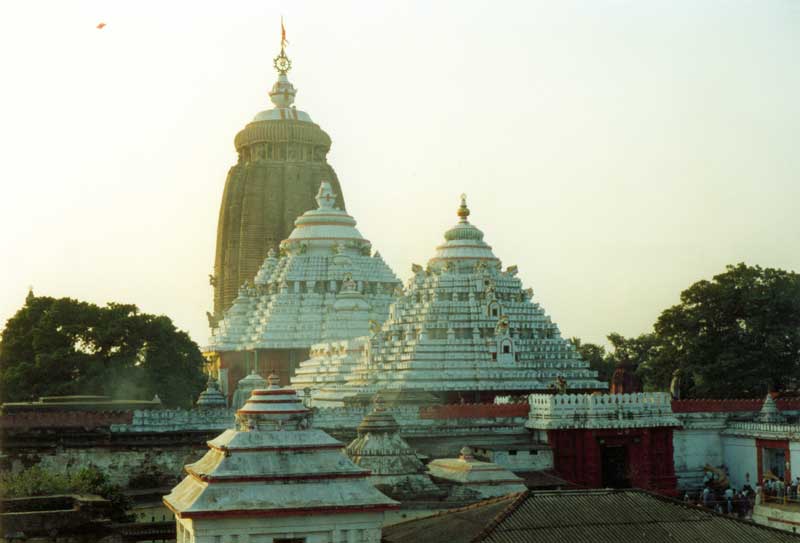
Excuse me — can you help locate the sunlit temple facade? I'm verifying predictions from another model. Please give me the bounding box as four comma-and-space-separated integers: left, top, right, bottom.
293, 196, 607, 405
208, 180, 401, 395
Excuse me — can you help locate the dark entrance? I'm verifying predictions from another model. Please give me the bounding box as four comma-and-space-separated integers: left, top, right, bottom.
601, 445, 630, 488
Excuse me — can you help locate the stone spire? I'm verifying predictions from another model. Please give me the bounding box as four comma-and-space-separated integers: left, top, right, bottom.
212, 27, 346, 320
303, 196, 607, 406
759, 393, 782, 423
345, 396, 442, 500
196, 374, 227, 408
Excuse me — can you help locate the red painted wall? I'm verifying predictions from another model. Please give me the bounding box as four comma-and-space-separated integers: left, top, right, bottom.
548, 427, 678, 496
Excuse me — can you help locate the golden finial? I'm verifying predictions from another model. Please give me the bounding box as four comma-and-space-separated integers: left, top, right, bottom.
457, 193, 470, 222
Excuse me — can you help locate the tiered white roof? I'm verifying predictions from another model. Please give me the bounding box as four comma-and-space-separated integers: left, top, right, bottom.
195, 375, 227, 408
209, 181, 401, 351
164, 375, 397, 533
345, 398, 441, 500
298, 195, 607, 406
427, 446, 527, 500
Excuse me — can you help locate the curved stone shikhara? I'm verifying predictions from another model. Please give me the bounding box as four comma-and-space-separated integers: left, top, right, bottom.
212, 48, 346, 320
209, 181, 402, 352
294, 195, 608, 406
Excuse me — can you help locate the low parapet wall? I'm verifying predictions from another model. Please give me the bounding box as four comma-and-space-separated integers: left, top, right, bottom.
672, 398, 800, 413
419, 403, 529, 420
0, 410, 134, 430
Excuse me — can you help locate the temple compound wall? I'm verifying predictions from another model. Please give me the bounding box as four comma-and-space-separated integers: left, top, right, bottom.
0, 404, 531, 487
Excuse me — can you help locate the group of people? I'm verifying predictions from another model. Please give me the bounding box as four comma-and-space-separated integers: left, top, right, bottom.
684, 467, 800, 518
762, 475, 800, 502
684, 484, 755, 518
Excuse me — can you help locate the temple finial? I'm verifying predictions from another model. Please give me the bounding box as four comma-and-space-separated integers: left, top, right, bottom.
274, 18, 292, 75
457, 193, 470, 222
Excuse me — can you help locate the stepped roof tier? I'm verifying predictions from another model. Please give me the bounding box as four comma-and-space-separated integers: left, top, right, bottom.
230, 371, 267, 410
211, 37, 347, 320
195, 375, 227, 408
345, 398, 442, 500
427, 446, 527, 500
163, 375, 397, 533
296, 195, 607, 406
209, 181, 402, 352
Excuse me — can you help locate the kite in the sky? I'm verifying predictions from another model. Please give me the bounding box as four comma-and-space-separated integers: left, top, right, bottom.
97, 22, 106, 29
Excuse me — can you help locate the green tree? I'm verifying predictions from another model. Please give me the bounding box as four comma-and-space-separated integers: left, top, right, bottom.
0, 466, 132, 522
641, 263, 800, 397
569, 337, 614, 382
0, 294, 206, 407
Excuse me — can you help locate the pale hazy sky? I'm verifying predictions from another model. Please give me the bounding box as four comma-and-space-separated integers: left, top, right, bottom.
1, 1, 798, 348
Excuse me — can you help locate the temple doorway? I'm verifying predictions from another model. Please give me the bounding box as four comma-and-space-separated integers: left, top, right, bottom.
601, 445, 630, 488
763, 446, 787, 481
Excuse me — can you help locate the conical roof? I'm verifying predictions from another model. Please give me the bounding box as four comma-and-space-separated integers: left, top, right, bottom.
210, 181, 401, 352
429, 194, 499, 269
345, 398, 441, 500
304, 195, 607, 405
196, 375, 227, 408
164, 378, 398, 520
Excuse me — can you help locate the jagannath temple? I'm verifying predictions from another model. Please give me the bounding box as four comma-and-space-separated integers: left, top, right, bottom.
210, 34, 347, 322
293, 195, 607, 406
208, 180, 401, 393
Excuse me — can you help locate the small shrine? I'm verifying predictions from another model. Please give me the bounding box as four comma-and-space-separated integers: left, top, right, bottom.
230, 370, 267, 410
209, 180, 401, 393
163, 375, 397, 543
345, 397, 441, 500
426, 446, 527, 501
301, 195, 607, 406
195, 375, 227, 408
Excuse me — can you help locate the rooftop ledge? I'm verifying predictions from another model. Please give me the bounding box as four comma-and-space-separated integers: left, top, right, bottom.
526, 392, 680, 431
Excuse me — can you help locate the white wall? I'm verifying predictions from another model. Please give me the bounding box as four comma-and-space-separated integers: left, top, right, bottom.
673, 424, 725, 489
721, 435, 758, 490
189, 511, 386, 543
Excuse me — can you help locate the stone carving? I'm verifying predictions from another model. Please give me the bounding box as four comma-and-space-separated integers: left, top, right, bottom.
411, 263, 423, 275
495, 315, 510, 337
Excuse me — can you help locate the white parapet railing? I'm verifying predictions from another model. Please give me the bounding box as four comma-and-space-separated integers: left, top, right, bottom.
525, 392, 680, 430
723, 421, 800, 440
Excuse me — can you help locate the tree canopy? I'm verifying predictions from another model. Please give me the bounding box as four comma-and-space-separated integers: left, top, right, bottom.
641, 263, 800, 398
0, 293, 206, 407
0, 466, 132, 522
570, 264, 800, 398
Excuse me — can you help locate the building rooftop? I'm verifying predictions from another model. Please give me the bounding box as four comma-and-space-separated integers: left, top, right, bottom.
382, 489, 800, 543
163, 375, 398, 519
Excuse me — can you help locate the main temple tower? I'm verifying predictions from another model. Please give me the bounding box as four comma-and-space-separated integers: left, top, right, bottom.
211, 30, 345, 321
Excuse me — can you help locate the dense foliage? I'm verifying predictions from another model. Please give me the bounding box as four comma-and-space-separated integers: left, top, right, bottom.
0, 294, 206, 407
0, 466, 132, 522
574, 264, 800, 398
